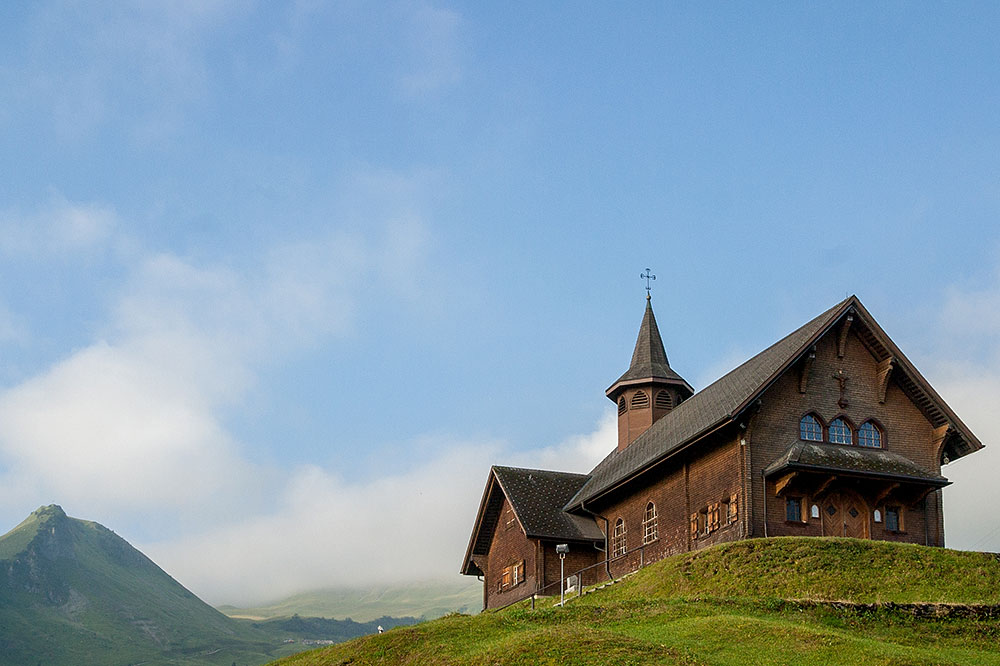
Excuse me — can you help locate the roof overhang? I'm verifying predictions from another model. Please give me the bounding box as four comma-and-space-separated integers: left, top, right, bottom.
605, 375, 695, 400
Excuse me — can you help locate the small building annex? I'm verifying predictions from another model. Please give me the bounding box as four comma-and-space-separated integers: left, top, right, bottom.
461, 294, 984, 610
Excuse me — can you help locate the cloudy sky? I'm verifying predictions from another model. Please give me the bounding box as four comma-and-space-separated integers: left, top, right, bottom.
1, 2, 999, 606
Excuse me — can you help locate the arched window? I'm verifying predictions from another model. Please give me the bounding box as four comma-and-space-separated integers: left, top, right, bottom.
654, 390, 672, 409
829, 418, 852, 445
799, 414, 822, 441
630, 391, 649, 409
618, 396, 627, 415
612, 518, 627, 557
858, 421, 882, 448
642, 502, 658, 543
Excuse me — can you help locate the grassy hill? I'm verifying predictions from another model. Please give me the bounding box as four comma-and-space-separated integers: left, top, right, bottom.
269, 537, 1000, 666
219, 581, 482, 622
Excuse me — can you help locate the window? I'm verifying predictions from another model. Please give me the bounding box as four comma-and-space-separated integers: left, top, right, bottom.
498, 561, 525, 591
859, 421, 882, 448
829, 418, 852, 445
655, 390, 672, 409
642, 502, 658, 543
885, 507, 902, 532
612, 518, 627, 557
689, 512, 698, 540
618, 396, 627, 415
800, 414, 823, 441
873, 509, 882, 523
504, 507, 516, 530
728, 493, 739, 524
630, 391, 649, 409
786, 497, 803, 522
810, 504, 820, 519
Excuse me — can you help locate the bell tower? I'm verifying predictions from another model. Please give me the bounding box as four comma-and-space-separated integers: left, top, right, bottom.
606, 292, 693, 451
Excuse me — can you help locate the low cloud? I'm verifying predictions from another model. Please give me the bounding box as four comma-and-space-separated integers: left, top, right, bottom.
143, 413, 617, 606
0, 181, 434, 539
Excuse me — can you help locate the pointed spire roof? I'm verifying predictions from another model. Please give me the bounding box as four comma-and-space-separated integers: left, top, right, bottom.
607, 295, 692, 396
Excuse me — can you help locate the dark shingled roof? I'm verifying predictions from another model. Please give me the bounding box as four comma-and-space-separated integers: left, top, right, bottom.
566, 297, 853, 510
609, 296, 691, 390
763, 441, 949, 486
493, 466, 606, 541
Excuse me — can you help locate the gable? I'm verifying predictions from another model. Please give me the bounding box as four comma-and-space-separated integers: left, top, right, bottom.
565, 296, 983, 511
461, 466, 604, 575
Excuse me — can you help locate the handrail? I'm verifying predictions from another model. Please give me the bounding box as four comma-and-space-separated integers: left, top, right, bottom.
488, 539, 662, 612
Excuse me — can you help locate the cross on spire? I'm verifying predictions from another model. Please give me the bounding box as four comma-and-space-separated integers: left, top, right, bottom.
641, 268, 656, 298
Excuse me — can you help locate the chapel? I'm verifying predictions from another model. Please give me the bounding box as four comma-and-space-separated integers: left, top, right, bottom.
461, 294, 984, 610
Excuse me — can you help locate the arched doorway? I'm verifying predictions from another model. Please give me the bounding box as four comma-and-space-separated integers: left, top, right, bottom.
821, 490, 869, 539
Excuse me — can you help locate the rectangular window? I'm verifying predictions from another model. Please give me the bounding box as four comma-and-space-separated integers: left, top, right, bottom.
504, 507, 516, 530
728, 493, 739, 523
500, 565, 512, 590
786, 497, 802, 523
886, 507, 901, 532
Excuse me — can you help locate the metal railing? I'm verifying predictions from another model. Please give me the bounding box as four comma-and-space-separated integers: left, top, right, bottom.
489, 540, 666, 612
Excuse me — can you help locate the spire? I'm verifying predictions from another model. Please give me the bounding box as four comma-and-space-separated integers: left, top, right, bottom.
610, 295, 690, 389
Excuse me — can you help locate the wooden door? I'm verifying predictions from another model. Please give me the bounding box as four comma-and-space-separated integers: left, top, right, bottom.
821, 490, 869, 539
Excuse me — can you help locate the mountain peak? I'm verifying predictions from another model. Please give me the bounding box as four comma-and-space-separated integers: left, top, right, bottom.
32, 504, 67, 520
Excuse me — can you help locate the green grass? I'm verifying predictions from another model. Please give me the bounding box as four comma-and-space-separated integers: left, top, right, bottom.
268, 538, 1000, 666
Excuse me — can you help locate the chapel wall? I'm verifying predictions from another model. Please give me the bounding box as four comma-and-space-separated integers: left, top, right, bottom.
595, 436, 743, 578
540, 541, 604, 591
748, 326, 940, 545
484, 497, 538, 609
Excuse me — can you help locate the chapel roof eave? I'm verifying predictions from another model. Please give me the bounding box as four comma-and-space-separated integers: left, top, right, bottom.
763, 441, 951, 488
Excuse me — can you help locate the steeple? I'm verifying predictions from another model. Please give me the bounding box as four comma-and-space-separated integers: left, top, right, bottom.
607, 295, 693, 451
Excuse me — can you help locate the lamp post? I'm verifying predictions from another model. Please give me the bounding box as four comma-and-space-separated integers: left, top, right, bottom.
556, 544, 569, 606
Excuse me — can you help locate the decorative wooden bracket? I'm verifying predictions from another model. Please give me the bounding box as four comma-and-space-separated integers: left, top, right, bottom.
909, 486, 937, 507
837, 314, 854, 358
876, 358, 894, 404
774, 472, 798, 496
799, 348, 816, 394
874, 482, 900, 505
814, 475, 837, 497
932, 424, 951, 464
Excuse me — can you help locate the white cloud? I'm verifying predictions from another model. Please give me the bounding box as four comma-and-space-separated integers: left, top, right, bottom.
0, 195, 117, 257
17, 1, 241, 142
0, 170, 436, 536
397, 3, 464, 97
510, 410, 617, 474
928, 276, 1000, 553
144, 413, 617, 606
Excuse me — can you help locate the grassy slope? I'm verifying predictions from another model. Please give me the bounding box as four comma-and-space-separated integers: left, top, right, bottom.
269, 537, 1000, 666
219, 581, 483, 622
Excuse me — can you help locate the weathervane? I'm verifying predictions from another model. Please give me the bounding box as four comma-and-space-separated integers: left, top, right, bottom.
641, 268, 656, 297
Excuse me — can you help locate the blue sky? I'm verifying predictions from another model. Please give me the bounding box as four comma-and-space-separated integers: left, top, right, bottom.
1, 2, 1000, 605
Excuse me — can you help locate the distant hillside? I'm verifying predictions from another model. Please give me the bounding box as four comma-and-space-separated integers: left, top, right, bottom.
270, 537, 1000, 666
219, 580, 482, 622
0, 505, 411, 665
